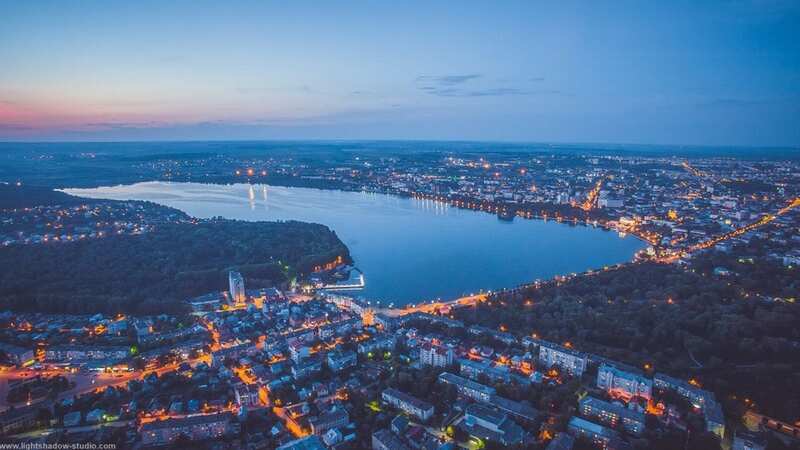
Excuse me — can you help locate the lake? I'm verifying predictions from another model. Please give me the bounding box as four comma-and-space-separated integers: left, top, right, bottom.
65, 182, 646, 306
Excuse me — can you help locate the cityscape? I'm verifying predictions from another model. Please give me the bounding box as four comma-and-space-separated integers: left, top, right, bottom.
1, 2, 799, 450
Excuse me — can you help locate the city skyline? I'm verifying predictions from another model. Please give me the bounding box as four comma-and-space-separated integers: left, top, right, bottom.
1, 0, 799, 146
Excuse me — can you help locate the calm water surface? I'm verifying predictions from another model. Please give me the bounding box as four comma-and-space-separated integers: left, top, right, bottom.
65, 182, 646, 305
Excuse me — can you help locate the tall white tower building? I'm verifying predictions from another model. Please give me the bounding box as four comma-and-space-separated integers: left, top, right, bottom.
229, 271, 246, 304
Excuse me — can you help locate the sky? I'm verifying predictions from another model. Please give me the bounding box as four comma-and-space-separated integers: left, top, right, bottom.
1, 0, 799, 146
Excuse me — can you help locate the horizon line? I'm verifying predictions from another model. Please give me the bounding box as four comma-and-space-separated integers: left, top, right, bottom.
1, 138, 799, 152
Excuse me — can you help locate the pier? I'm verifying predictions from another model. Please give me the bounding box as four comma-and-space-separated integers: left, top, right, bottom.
320, 273, 365, 291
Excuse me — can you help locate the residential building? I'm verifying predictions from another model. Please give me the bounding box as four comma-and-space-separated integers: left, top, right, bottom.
277, 435, 327, 450
546, 433, 575, 450
653, 373, 714, 409
188, 292, 224, 312
732, 430, 767, 450
459, 358, 511, 384
326, 350, 357, 372
136, 324, 207, 346
489, 395, 540, 425
381, 388, 434, 421
358, 334, 396, 355
211, 343, 256, 367
567, 416, 622, 450
538, 342, 588, 377
289, 341, 310, 363
44, 345, 128, 363
309, 408, 349, 435
438, 372, 496, 403
291, 357, 322, 380
391, 415, 409, 435
234, 384, 261, 408
420, 342, 454, 367
229, 271, 246, 304
372, 428, 410, 450
705, 400, 726, 439
0, 343, 34, 367
579, 396, 645, 436
596, 363, 652, 401
139, 412, 234, 446
0, 405, 38, 435
462, 404, 525, 447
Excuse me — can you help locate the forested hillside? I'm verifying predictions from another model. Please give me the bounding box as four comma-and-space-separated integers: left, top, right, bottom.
0, 219, 349, 315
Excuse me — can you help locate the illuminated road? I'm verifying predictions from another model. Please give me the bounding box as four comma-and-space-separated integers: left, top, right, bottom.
581, 177, 606, 211
0, 355, 212, 412
8, 419, 134, 440
376, 294, 488, 317
659, 196, 800, 262
688, 196, 800, 252
0, 369, 138, 411
681, 161, 705, 178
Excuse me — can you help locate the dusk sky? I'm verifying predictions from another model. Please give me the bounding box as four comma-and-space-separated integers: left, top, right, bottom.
1, 0, 798, 146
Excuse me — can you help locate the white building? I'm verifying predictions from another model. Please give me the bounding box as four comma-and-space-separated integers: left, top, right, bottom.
289, 341, 310, 363
538, 342, 588, 377
579, 396, 646, 436
381, 388, 434, 421
420, 343, 454, 367
229, 271, 246, 304
438, 372, 496, 403
597, 363, 652, 400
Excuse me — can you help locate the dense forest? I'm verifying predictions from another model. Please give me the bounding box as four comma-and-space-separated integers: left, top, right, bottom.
0, 219, 349, 315
0, 183, 85, 209
454, 260, 800, 424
